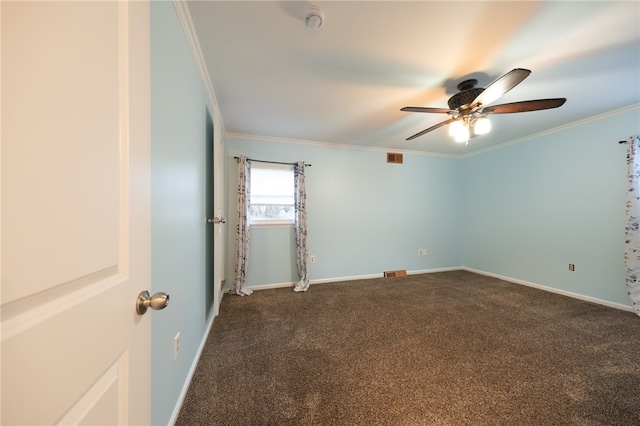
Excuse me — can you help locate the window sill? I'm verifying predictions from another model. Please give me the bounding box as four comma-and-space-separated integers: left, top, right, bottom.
250, 221, 294, 229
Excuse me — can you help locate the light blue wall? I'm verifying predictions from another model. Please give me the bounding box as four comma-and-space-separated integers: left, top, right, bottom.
462, 107, 640, 307
151, 3, 211, 425
225, 139, 463, 286
224, 108, 639, 309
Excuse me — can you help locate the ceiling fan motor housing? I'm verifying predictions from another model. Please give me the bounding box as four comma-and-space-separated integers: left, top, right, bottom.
448, 79, 485, 110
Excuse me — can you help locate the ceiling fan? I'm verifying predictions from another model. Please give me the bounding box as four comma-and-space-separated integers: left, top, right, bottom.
401, 68, 566, 143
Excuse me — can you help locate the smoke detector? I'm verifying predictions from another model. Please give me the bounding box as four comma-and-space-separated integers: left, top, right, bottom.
305, 6, 324, 29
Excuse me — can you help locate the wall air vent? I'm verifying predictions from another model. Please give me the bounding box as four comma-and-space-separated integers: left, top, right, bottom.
384, 270, 407, 278
387, 152, 403, 164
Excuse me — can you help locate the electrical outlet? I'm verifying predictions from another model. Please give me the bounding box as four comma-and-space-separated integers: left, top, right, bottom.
569, 264, 575, 271
418, 249, 427, 256
174, 332, 181, 360
309, 255, 316, 263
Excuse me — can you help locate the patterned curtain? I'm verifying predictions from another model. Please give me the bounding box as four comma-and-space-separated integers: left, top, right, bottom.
624, 134, 640, 316
232, 156, 253, 296
293, 161, 310, 292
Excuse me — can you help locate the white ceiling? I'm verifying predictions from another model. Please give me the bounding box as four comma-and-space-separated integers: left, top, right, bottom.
186, 1, 640, 157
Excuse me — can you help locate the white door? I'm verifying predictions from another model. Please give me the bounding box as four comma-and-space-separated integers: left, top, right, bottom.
1, 2, 151, 425
213, 109, 225, 316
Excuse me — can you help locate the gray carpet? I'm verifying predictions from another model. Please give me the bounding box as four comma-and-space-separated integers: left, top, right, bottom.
176, 270, 640, 425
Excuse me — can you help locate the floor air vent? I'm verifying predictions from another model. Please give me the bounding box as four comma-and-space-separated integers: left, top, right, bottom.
387, 153, 403, 164
384, 270, 407, 278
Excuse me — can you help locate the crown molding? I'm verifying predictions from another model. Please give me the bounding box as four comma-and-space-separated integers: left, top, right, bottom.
172, 0, 226, 135
226, 104, 640, 161
224, 132, 462, 160
460, 103, 640, 159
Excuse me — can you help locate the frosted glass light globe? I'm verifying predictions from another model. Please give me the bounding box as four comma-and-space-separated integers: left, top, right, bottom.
449, 120, 464, 137
474, 117, 491, 135
454, 126, 470, 143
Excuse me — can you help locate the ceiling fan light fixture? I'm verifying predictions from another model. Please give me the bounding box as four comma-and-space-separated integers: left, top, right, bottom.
454, 126, 470, 143
473, 117, 491, 135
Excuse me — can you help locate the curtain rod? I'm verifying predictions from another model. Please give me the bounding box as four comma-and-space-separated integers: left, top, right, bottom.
234, 156, 311, 167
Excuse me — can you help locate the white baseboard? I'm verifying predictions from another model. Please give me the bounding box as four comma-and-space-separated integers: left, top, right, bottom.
245, 266, 464, 291
463, 267, 634, 312
245, 267, 633, 312
169, 310, 217, 426
244, 275, 381, 292
247, 281, 298, 291
407, 266, 463, 275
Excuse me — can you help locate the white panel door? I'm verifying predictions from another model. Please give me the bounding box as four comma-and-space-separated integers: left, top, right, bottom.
213, 108, 225, 316
1, 1, 151, 425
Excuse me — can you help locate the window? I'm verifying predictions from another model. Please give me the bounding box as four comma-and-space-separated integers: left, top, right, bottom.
250, 163, 295, 225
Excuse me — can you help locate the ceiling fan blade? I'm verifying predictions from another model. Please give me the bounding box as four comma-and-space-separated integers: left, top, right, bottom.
472, 68, 531, 107
482, 98, 567, 114
406, 118, 456, 141
401, 106, 455, 114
